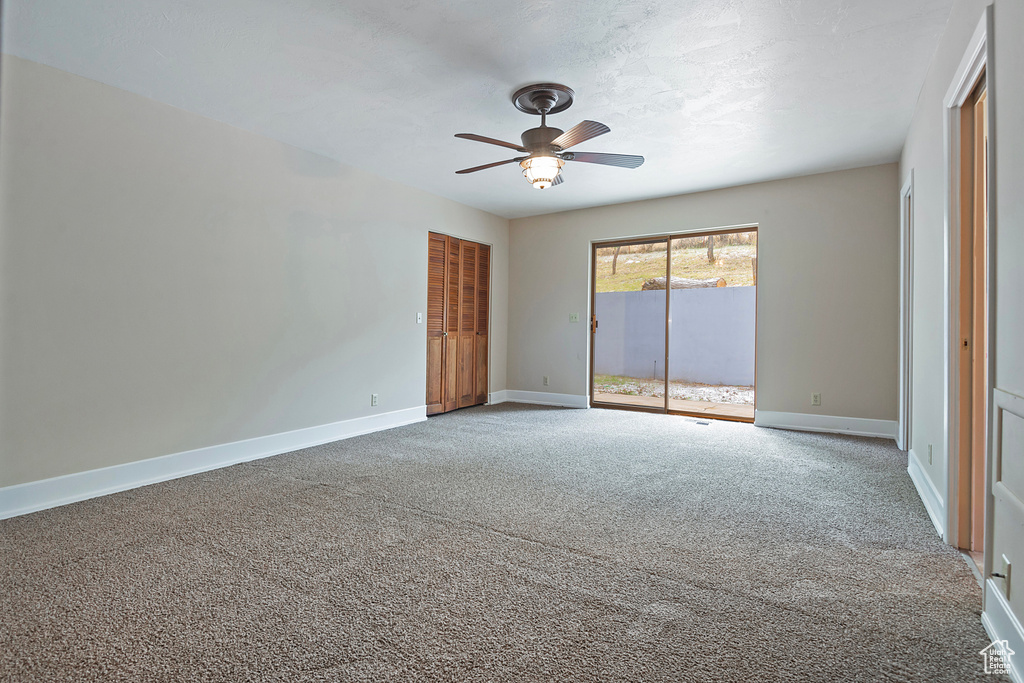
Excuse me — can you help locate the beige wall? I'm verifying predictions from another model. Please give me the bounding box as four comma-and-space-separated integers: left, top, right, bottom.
900, 0, 1024, 625
990, 18, 1024, 648
0, 56, 509, 487
992, 1, 1024, 400
899, 0, 988, 517
507, 164, 900, 421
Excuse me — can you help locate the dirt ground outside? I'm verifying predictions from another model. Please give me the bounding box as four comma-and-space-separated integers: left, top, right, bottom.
594, 374, 754, 405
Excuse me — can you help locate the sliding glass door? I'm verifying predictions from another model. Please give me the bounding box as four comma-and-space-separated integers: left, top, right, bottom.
590, 239, 668, 411
590, 228, 757, 422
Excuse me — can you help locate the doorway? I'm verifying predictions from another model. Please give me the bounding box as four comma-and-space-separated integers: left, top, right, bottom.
954, 73, 988, 566
590, 228, 757, 422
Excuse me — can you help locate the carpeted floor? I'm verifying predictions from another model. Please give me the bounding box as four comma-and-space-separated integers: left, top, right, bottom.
0, 404, 1004, 681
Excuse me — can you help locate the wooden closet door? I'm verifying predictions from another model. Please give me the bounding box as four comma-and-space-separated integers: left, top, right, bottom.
443, 237, 461, 413
475, 244, 490, 405
425, 232, 447, 415
426, 233, 490, 414
457, 241, 477, 408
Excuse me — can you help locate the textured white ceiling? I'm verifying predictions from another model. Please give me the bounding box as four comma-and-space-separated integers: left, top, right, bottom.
3, 0, 953, 219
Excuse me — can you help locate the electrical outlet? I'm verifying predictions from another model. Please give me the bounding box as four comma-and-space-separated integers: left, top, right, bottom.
811, 393, 821, 406
570, 312, 580, 323
543, 376, 550, 386
928, 444, 933, 465
1002, 555, 1011, 599
416, 312, 422, 323
371, 393, 378, 407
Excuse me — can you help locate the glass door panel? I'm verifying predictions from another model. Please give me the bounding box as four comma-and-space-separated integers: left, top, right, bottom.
666, 230, 756, 421
591, 240, 668, 411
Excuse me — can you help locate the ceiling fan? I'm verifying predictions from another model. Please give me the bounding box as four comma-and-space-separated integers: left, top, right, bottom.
455, 83, 644, 190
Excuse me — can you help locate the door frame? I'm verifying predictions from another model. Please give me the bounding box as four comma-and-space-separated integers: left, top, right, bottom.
942, 13, 993, 552
897, 171, 915, 452
589, 224, 758, 423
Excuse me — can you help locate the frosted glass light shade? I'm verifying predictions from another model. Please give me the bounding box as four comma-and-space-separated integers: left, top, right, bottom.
520, 156, 564, 189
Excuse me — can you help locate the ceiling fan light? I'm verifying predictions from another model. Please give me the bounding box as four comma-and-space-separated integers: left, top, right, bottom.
520, 155, 563, 189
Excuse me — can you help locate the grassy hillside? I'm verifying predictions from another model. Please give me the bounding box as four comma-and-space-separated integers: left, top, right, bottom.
596, 242, 756, 292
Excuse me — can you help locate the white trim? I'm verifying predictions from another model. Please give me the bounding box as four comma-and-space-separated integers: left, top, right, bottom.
504, 390, 589, 409
753, 410, 896, 439
0, 406, 427, 520
943, 12, 989, 549
908, 449, 946, 538
943, 18, 989, 108
487, 390, 509, 405
983, 579, 1024, 683
982, 2, 1000, 588
897, 171, 915, 452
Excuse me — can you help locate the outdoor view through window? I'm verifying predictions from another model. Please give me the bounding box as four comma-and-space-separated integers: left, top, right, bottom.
591, 230, 757, 421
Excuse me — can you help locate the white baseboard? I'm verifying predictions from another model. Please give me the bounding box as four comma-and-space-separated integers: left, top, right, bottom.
487, 390, 509, 405
753, 410, 897, 439
907, 448, 946, 538
983, 579, 1024, 683
503, 390, 589, 409
0, 406, 427, 521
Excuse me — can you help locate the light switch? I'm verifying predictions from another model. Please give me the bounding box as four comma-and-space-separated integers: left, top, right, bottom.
417, 312, 422, 323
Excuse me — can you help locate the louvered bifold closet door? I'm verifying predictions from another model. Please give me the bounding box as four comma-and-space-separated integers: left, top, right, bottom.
425, 233, 490, 414
457, 241, 478, 408
425, 233, 447, 415
474, 245, 490, 405
443, 237, 461, 413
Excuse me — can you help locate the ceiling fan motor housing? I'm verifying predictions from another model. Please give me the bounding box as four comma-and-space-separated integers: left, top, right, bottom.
520, 126, 564, 153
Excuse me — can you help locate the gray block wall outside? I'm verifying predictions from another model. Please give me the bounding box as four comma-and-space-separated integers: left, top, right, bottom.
593, 287, 755, 386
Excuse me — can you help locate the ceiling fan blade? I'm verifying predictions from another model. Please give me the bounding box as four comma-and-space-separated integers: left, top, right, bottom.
455, 157, 524, 174
552, 174, 564, 186
550, 120, 610, 151
455, 133, 527, 152
564, 152, 644, 169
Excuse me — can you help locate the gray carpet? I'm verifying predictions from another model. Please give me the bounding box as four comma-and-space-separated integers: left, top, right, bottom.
0, 404, 1003, 681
